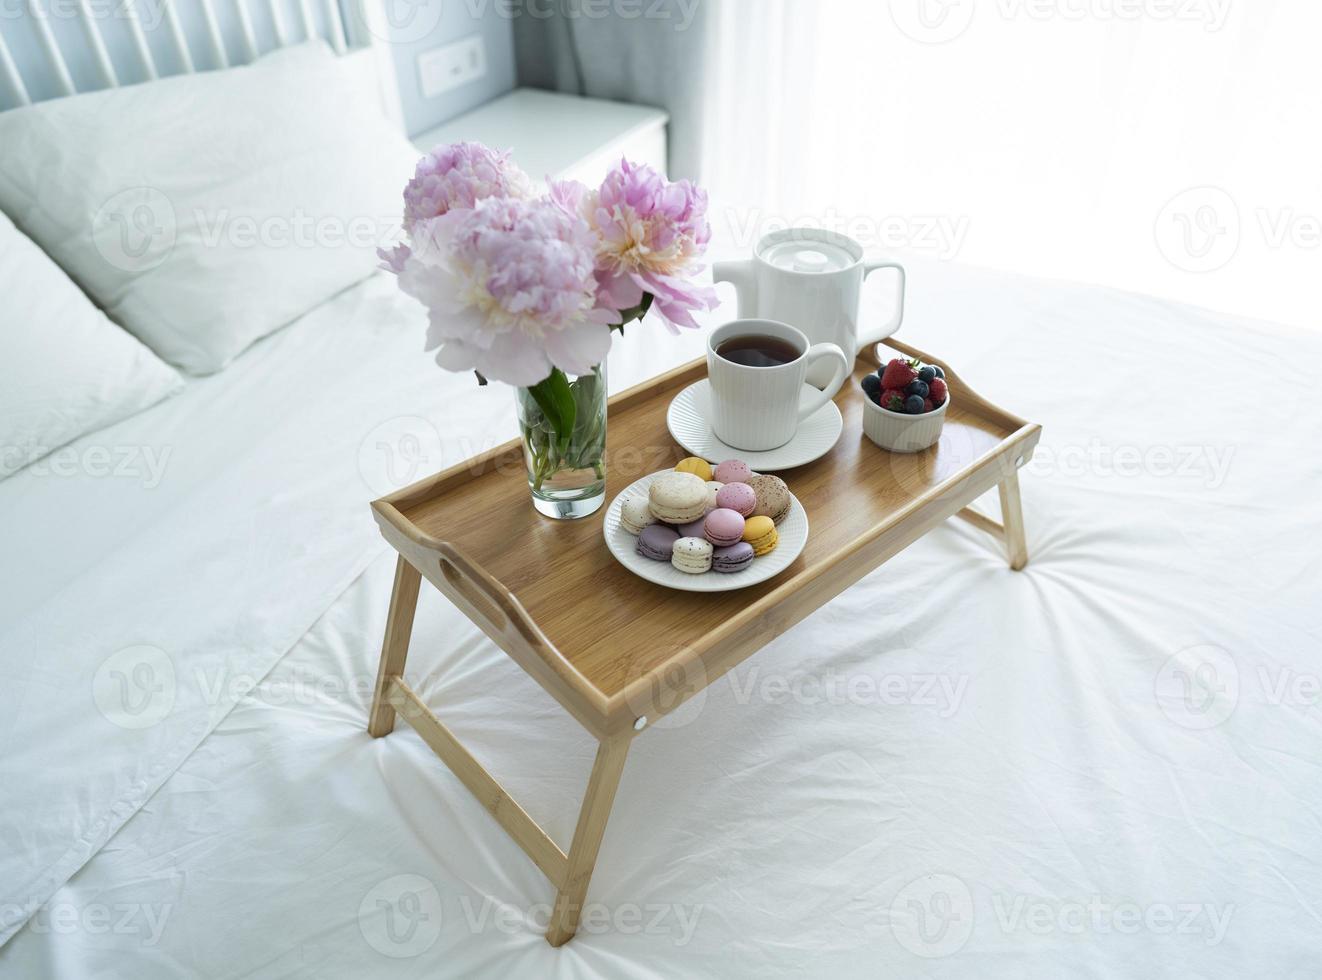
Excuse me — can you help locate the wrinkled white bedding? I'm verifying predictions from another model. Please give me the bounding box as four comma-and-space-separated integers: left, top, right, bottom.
2, 256, 1320, 978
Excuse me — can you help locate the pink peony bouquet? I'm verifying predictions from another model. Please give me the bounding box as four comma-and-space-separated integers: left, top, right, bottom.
380, 142, 717, 386
378, 143, 719, 503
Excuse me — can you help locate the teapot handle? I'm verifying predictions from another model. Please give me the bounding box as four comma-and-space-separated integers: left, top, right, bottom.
857, 261, 906, 351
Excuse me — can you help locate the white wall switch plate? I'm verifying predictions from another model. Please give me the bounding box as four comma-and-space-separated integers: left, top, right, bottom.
417, 35, 487, 99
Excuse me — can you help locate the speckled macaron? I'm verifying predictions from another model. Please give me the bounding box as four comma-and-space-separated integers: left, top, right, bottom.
742, 515, 778, 556
636, 523, 680, 561
711, 541, 755, 573
748, 474, 791, 525
620, 496, 656, 535
675, 457, 714, 482
713, 459, 753, 485
648, 471, 710, 524
715, 481, 757, 517
671, 536, 714, 574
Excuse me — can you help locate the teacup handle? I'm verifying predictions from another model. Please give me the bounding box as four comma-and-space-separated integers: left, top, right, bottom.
798, 343, 851, 422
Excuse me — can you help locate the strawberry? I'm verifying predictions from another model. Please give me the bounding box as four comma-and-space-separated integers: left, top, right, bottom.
928, 378, 948, 404
881, 358, 918, 390
880, 389, 908, 412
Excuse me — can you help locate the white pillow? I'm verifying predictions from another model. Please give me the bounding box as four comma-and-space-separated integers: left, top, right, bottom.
0, 42, 417, 374
0, 210, 182, 478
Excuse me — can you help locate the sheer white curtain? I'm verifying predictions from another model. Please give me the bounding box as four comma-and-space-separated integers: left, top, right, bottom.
700, 0, 1321, 330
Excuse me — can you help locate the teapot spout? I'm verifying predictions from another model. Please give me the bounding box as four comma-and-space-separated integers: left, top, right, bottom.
712, 259, 758, 318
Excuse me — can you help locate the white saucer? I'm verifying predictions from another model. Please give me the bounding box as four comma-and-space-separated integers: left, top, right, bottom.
665, 380, 843, 472
603, 470, 808, 593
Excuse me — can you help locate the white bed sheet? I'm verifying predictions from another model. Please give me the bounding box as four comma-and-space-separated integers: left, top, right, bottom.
3, 256, 1321, 977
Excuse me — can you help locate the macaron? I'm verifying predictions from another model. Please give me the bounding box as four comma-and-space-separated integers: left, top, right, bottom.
704, 481, 724, 509
675, 456, 714, 482
620, 496, 656, 535
703, 508, 746, 547
675, 512, 713, 539
636, 524, 679, 561
711, 541, 755, 573
742, 515, 778, 556
648, 471, 710, 524
713, 459, 753, 485
748, 474, 791, 525
715, 481, 757, 517
671, 536, 714, 574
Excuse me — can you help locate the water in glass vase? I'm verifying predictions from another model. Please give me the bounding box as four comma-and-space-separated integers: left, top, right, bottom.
515, 362, 608, 519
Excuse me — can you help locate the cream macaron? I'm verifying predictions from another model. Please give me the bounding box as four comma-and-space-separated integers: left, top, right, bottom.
648, 472, 710, 524
671, 536, 714, 574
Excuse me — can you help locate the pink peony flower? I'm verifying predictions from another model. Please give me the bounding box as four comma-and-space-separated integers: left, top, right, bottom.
554, 159, 719, 331
397, 197, 618, 386
402, 141, 533, 234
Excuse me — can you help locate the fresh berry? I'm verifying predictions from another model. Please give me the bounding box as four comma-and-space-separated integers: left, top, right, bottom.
880, 389, 907, 412
904, 394, 925, 414
932, 365, 945, 379
929, 378, 948, 404
881, 358, 918, 390
923, 398, 934, 412
861, 374, 882, 403
906, 380, 929, 398
918, 365, 936, 383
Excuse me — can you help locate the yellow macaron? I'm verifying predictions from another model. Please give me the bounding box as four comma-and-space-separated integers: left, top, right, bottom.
675, 456, 714, 482
742, 515, 778, 556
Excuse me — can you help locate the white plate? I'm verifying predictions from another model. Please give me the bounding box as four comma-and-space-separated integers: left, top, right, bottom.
665, 379, 843, 472
603, 470, 809, 592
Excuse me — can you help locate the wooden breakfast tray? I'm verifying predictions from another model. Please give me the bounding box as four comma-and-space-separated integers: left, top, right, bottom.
366, 337, 1041, 946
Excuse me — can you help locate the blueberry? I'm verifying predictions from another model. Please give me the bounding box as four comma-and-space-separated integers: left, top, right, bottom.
906, 380, 929, 398
861, 374, 882, 403
932, 365, 945, 379
905, 394, 925, 414
918, 365, 936, 383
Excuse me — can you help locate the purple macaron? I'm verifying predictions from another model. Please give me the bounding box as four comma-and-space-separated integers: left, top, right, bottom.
711, 541, 755, 573
674, 510, 714, 538
636, 524, 679, 561
703, 508, 746, 547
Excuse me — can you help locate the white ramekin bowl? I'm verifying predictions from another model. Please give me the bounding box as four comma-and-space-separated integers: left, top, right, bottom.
861, 390, 950, 453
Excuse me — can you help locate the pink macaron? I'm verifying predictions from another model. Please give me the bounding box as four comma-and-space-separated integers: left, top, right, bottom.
713, 459, 753, 485
703, 508, 746, 547
715, 482, 757, 517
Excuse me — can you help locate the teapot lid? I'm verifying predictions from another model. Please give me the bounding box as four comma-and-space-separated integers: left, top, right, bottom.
759, 235, 856, 274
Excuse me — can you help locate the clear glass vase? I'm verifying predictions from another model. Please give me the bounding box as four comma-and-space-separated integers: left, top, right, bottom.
515, 362, 608, 519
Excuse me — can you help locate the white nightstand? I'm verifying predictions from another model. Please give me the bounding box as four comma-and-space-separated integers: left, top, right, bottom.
411, 88, 669, 185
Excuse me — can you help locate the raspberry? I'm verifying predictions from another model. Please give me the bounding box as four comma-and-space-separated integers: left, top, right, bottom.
928, 378, 948, 404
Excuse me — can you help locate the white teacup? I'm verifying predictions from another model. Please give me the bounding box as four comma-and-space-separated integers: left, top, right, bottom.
706, 318, 850, 452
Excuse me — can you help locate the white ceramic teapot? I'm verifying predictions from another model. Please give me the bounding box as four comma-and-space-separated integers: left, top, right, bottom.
712, 228, 906, 388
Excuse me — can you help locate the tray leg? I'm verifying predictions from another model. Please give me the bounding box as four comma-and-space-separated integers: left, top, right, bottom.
998, 471, 1029, 571
545, 734, 633, 947
368, 556, 422, 737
